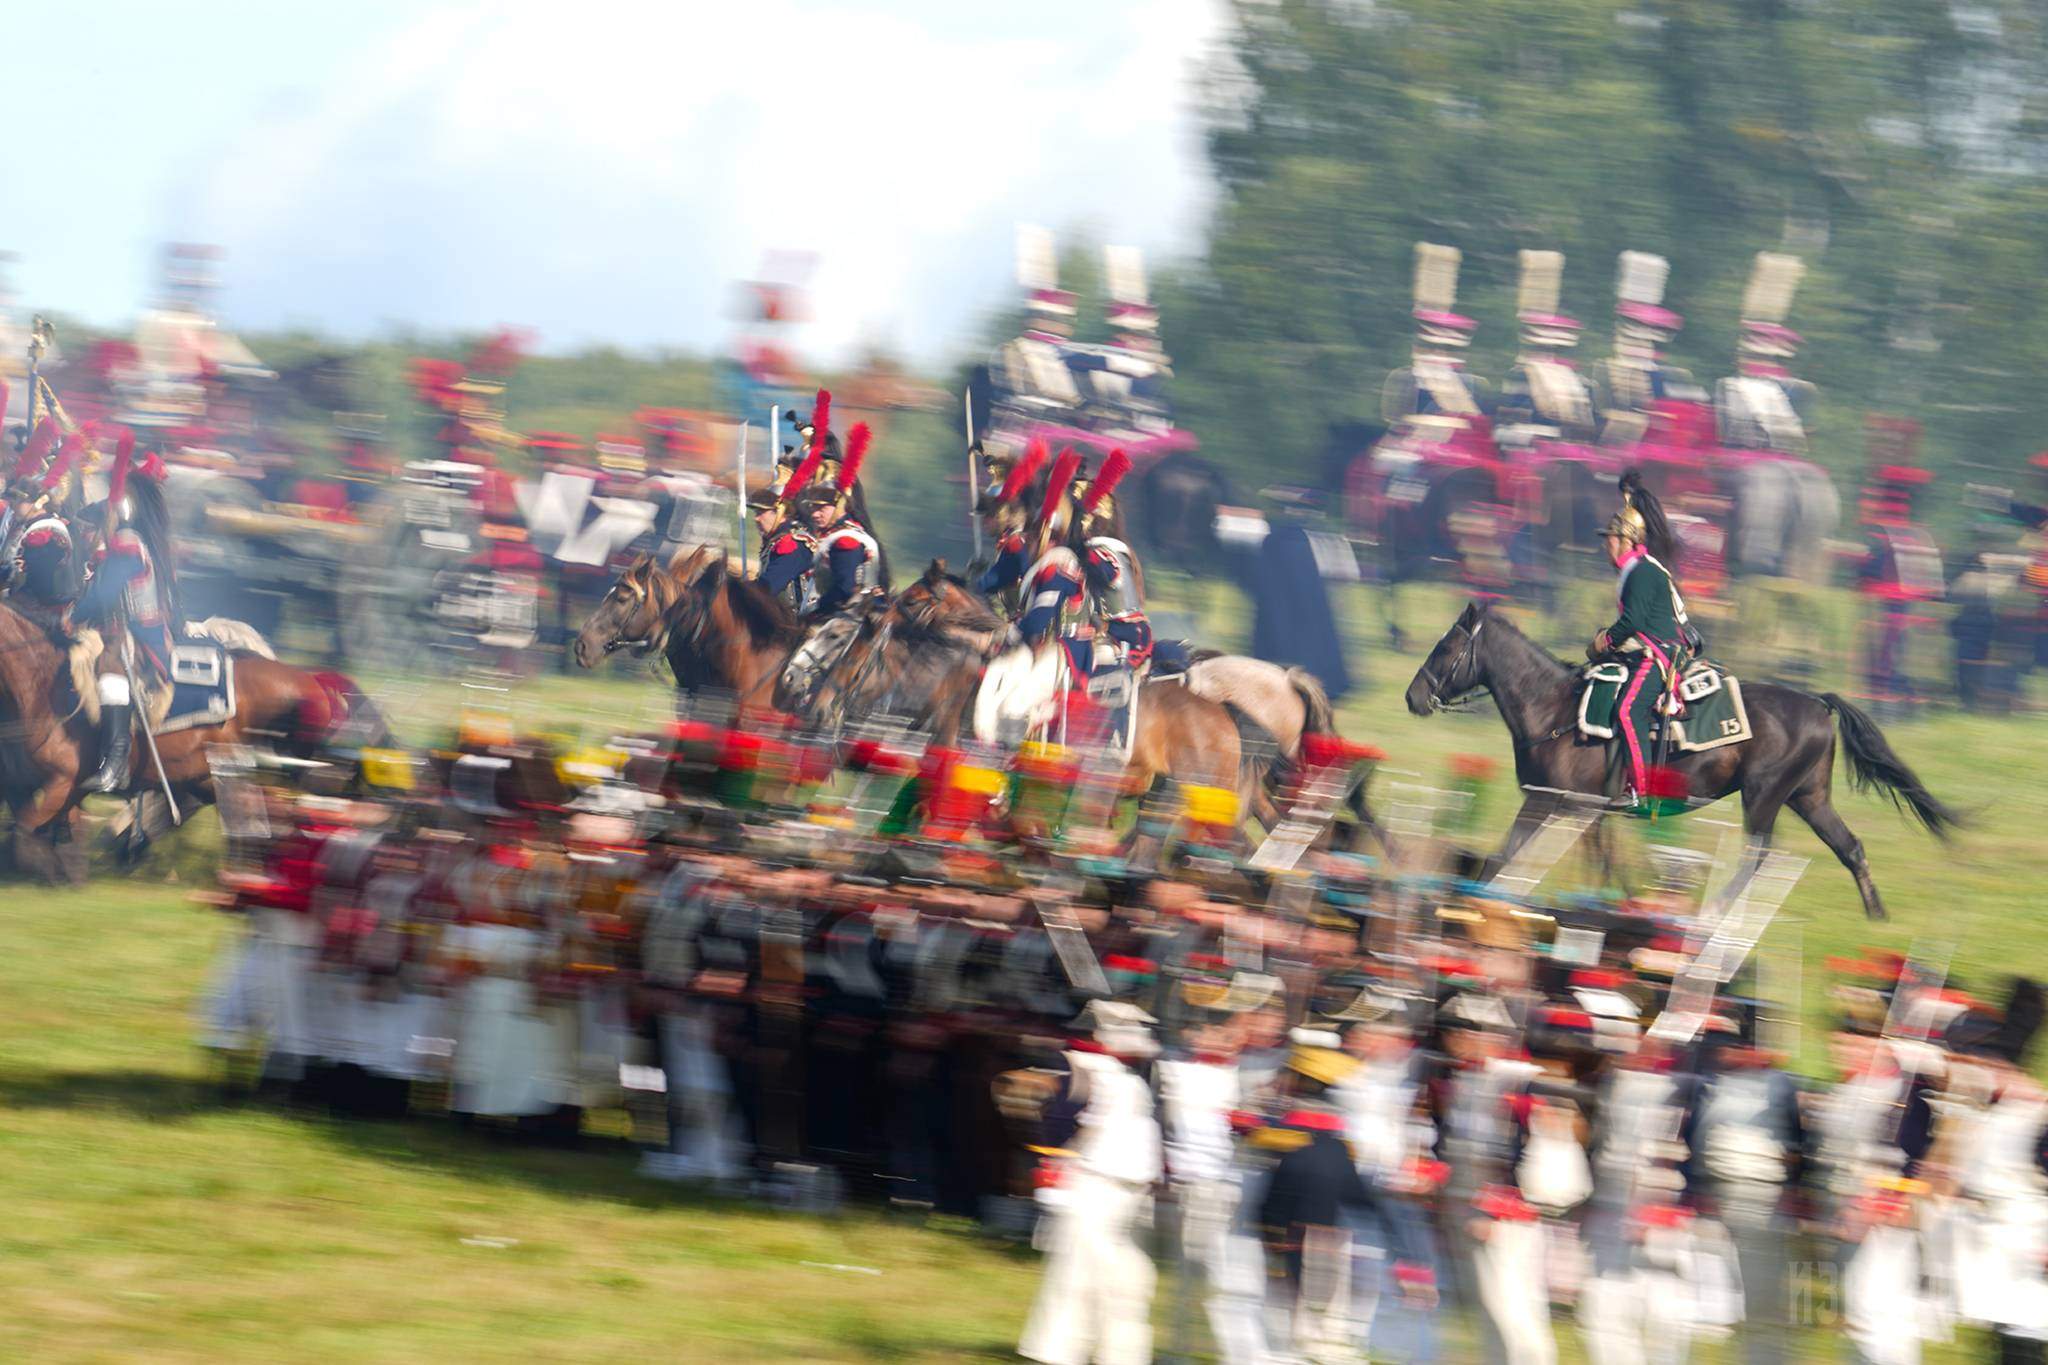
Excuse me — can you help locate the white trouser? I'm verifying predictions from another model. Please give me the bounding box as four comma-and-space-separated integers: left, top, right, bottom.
1019, 1171, 1155, 1365
1843, 1225, 1924, 1365
1179, 1178, 1270, 1364
1579, 1266, 1696, 1365
1474, 1219, 1558, 1365
98, 671, 131, 706
656, 1009, 744, 1180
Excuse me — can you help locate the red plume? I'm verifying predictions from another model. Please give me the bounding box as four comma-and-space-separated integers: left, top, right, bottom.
782, 442, 826, 504
998, 439, 1049, 504
15, 416, 63, 482
1080, 448, 1131, 516
97, 424, 137, 505
838, 422, 871, 493
1038, 447, 1081, 525
807, 389, 832, 456
42, 428, 92, 494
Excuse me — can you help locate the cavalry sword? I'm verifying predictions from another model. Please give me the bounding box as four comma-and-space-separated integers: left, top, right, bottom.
964, 391, 982, 561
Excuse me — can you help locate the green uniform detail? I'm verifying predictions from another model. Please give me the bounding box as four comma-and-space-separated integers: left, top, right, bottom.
1603, 553, 1681, 652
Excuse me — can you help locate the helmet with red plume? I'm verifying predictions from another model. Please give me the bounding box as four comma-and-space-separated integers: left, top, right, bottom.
1077, 448, 1130, 531
1032, 447, 1082, 553
837, 422, 870, 495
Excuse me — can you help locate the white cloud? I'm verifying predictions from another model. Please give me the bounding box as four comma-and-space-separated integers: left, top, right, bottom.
178, 0, 1223, 363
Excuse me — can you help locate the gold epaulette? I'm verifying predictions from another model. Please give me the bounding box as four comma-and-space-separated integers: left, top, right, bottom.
1248, 1128, 1311, 1153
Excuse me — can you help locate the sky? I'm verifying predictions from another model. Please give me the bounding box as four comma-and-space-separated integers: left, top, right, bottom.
2, 1, 1225, 364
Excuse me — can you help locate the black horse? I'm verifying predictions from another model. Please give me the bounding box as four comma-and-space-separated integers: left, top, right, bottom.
1405, 601, 1958, 919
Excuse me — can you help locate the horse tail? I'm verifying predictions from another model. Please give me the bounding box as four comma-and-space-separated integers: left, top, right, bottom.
1285, 666, 1336, 735
1820, 693, 1960, 840
1222, 701, 1280, 803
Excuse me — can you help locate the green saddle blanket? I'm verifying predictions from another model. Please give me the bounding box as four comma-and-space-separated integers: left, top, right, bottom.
1577, 657, 1751, 753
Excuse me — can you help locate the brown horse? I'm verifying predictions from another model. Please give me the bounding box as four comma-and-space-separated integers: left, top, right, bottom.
0, 602, 384, 878
870, 562, 1383, 847
578, 548, 1257, 829
572, 546, 801, 712
1405, 600, 1958, 918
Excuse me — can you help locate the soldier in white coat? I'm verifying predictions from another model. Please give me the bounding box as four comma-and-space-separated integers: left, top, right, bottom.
1019, 1000, 1163, 1365
1158, 976, 1276, 1364
1931, 980, 2048, 1364
1813, 1009, 1938, 1365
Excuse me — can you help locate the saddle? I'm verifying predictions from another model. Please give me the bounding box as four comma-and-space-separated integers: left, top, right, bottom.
155, 642, 238, 735
1576, 656, 1751, 753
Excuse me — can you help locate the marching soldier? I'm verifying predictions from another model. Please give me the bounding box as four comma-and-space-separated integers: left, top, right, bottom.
1331, 987, 1445, 1362
1158, 977, 1265, 1363
1251, 1026, 1432, 1363
1432, 989, 1554, 1365
1689, 1032, 1808, 1365
1813, 1003, 1937, 1365
1931, 979, 2048, 1362
1017, 999, 1163, 1365
1578, 1037, 1702, 1365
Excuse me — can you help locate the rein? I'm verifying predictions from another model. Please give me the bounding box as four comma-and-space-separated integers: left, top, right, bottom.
1419, 616, 1486, 712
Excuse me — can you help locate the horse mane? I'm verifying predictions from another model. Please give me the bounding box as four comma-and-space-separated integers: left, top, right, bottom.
710, 560, 803, 647
126, 474, 181, 618
1470, 601, 1572, 684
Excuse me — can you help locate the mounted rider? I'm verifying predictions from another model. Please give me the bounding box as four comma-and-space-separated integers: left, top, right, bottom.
758, 391, 887, 708
973, 437, 1048, 607
1, 418, 87, 636
1596, 252, 1698, 444
72, 433, 176, 793
1716, 252, 1814, 454
1590, 471, 1699, 807
758, 393, 885, 612
1071, 447, 1189, 677
1007, 447, 1186, 699
1496, 250, 1595, 442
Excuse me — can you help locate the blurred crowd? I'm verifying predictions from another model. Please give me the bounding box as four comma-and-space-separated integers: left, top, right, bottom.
195, 712, 2048, 1364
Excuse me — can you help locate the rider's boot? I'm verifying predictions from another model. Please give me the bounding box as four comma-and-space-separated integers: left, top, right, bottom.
85, 703, 133, 794
1602, 740, 1638, 811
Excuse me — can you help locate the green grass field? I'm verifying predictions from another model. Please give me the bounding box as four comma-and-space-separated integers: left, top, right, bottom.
0, 581, 2032, 1360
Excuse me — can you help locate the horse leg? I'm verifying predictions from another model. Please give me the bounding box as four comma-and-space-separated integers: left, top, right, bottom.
1482, 795, 1557, 879
1787, 787, 1886, 922
1584, 818, 1634, 896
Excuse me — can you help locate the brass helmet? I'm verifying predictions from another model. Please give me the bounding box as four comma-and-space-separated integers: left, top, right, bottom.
1605, 502, 1647, 545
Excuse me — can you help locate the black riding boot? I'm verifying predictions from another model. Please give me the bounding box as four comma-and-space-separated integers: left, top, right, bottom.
86, 702, 133, 794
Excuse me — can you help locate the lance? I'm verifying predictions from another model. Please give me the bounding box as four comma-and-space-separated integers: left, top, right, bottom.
735, 419, 750, 565
102, 427, 182, 826
21, 316, 45, 454
964, 391, 983, 560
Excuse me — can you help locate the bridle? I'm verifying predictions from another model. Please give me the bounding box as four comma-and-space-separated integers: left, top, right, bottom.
1417, 614, 1487, 712
597, 572, 661, 657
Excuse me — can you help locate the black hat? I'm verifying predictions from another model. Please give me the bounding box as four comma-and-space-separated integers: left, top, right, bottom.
1946, 977, 2046, 1065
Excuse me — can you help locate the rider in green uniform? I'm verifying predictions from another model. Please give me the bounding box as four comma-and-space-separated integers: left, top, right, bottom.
1591, 473, 1692, 807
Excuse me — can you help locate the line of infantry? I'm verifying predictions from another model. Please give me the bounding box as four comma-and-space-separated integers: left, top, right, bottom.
195, 710, 2048, 1365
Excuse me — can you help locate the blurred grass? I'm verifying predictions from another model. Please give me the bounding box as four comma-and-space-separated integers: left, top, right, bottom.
2, 579, 2027, 1358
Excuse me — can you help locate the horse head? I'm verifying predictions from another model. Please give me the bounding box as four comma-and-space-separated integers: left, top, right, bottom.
573, 547, 711, 667
1405, 600, 1490, 716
